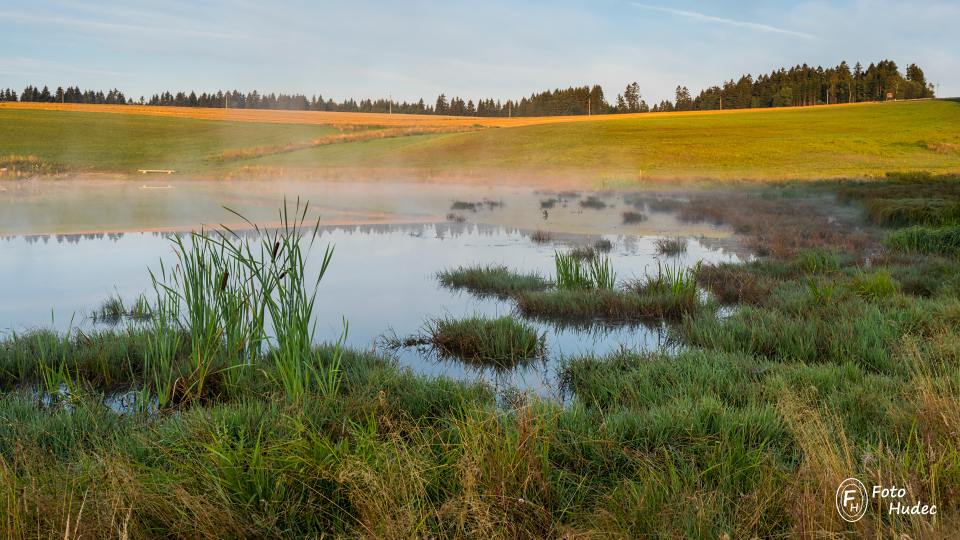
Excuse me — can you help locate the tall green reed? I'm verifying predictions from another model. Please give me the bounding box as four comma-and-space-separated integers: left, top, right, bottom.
556, 251, 616, 290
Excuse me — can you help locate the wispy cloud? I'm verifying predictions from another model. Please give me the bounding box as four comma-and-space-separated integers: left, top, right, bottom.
630, 3, 815, 40
0, 11, 246, 41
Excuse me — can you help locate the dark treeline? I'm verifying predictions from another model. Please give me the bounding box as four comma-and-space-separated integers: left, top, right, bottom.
0, 59, 936, 116
652, 60, 935, 112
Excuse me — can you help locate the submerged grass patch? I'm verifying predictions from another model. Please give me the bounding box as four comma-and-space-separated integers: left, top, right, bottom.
419, 316, 545, 368
437, 265, 552, 297
654, 236, 688, 256
517, 287, 706, 323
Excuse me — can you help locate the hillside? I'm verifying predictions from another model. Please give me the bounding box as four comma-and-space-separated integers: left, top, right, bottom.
2, 100, 958, 181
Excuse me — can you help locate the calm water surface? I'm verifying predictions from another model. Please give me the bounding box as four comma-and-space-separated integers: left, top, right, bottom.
0, 221, 742, 398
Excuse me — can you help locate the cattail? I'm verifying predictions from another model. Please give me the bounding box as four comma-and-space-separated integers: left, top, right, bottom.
271, 241, 280, 261
219, 270, 229, 291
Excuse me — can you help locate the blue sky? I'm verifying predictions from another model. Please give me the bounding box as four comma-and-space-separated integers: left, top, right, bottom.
1, 1, 957, 104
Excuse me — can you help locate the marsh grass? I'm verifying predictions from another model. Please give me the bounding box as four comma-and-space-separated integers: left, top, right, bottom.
91, 294, 153, 324
864, 198, 960, 227
530, 230, 552, 244
698, 262, 778, 304
555, 251, 616, 290
886, 225, 960, 257
516, 288, 706, 323
437, 265, 551, 298
451, 200, 478, 211
417, 316, 545, 368
568, 245, 596, 261
654, 236, 688, 256
621, 211, 647, 224
580, 196, 607, 210
593, 238, 613, 252
4, 180, 960, 538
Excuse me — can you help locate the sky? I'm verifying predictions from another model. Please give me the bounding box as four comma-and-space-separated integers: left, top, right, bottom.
1, 0, 957, 104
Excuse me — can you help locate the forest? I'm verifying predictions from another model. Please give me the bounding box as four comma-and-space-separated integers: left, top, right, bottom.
0, 59, 935, 117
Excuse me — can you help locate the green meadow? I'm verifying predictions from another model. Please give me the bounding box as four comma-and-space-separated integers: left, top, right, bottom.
2, 99, 960, 180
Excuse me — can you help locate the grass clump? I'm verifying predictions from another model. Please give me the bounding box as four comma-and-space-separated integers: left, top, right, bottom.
437, 265, 551, 297
631, 261, 701, 302
886, 225, 960, 257
593, 238, 613, 252
421, 316, 545, 368
864, 198, 960, 227
446, 212, 466, 223
530, 230, 552, 243
516, 288, 705, 323
698, 262, 778, 305
450, 200, 478, 211
654, 236, 688, 256
621, 211, 647, 224
580, 196, 607, 210
850, 269, 898, 300
91, 293, 153, 324
555, 251, 616, 290
568, 245, 596, 261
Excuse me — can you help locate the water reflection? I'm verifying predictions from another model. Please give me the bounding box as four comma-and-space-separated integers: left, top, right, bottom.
0, 221, 743, 397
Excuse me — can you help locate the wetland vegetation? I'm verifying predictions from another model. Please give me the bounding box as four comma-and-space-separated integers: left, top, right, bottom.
3, 173, 960, 536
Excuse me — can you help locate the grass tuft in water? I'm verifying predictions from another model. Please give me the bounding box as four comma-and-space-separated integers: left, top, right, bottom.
438, 265, 552, 298
420, 316, 545, 368
621, 211, 647, 224
654, 237, 688, 256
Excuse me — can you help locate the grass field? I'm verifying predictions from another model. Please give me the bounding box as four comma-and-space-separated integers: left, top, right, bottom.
2, 99, 959, 181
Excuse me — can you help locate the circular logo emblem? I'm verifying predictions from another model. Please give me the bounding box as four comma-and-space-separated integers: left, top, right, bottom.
836, 478, 869, 522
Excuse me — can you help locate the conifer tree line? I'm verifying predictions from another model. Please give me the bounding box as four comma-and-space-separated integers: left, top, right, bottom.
0, 59, 936, 116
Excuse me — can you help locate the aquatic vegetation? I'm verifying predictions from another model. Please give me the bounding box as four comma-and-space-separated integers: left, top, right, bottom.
555, 251, 616, 290
886, 225, 960, 256
654, 236, 687, 256
517, 287, 706, 323
446, 212, 466, 223
4, 180, 960, 537
451, 200, 478, 211
92, 293, 153, 324
697, 262, 778, 305
864, 198, 960, 227
417, 316, 545, 368
530, 230, 552, 243
621, 211, 647, 224
539, 198, 558, 209
631, 261, 701, 302
593, 238, 613, 252
568, 245, 596, 261
437, 265, 552, 297
579, 196, 607, 210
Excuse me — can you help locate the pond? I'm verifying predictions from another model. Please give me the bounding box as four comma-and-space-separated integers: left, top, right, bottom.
0, 180, 746, 398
